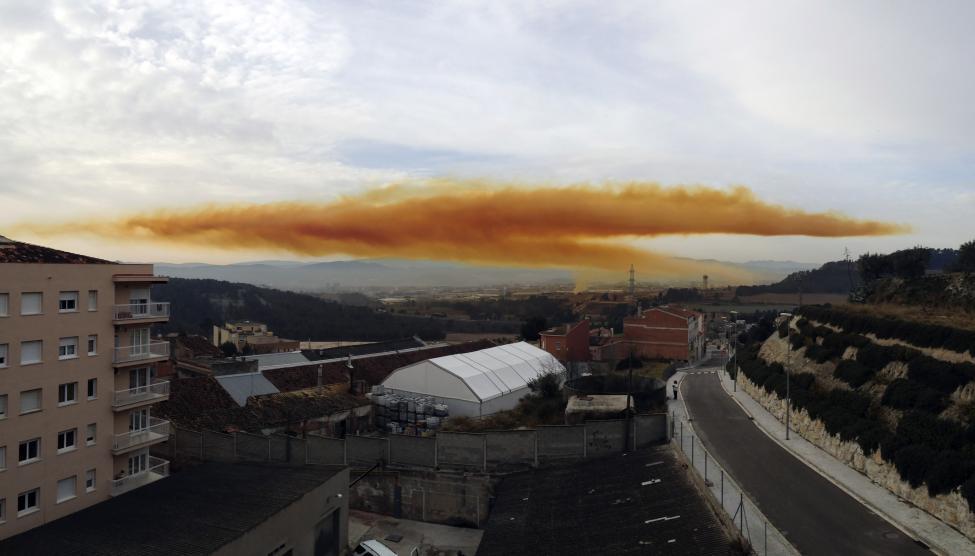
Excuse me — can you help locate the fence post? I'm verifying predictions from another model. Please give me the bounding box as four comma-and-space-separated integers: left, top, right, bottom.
704, 450, 708, 482
482, 435, 487, 472
434, 434, 439, 468
720, 470, 724, 507
691, 435, 695, 467
679, 422, 683, 451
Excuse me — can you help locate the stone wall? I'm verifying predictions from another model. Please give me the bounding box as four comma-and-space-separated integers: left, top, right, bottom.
739, 373, 975, 541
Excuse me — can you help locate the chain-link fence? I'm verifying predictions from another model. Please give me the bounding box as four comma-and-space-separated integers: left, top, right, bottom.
671, 410, 798, 556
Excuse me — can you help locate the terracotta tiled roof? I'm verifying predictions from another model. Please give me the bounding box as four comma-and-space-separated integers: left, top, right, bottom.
175, 335, 223, 357
156, 376, 368, 432
0, 237, 110, 264
263, 339, 498, 392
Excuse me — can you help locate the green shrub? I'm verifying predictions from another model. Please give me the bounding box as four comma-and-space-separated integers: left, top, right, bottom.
908, 356, 975, 394
961, 474, 975, 512
834, 360, 875, 388
926, 451, 975, 496
856, 343, 919, 372
789, 332, 806, 350
893, 444, 937, 488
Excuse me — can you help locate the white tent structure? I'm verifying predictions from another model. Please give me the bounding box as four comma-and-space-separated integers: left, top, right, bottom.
381, 342, 566, 417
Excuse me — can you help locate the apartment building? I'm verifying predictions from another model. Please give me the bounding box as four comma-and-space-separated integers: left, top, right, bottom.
0, 236, 171, 539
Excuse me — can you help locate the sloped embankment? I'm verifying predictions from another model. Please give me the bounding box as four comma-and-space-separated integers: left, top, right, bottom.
734, 309, 975, 540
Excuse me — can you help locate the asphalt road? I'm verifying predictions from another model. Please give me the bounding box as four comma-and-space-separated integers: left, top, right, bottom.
681, 372, 931, 556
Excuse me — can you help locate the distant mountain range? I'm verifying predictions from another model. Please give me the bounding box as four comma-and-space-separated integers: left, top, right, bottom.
154, 258, 820, 292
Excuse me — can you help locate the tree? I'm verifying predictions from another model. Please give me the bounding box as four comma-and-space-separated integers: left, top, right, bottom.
219, 341, 238, 357
956, 239, 975, 272
520, 316, 548, 341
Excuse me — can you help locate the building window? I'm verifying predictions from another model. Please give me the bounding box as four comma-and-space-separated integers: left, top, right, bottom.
555, 341, 562, 351
87, 335, 97, 356
20, 340, 42, 365
0, 394, 6, 419
0, 293, 8, 316
87, 378, 97, 400
16, 488, 38, 516
20, 292, 42, 315
86, 423, 96, 446
87, 290, 98, 312
58, 382, 77, 405
58, 291, 79, 313
57, 429, 76, 453
0, 498, 5, 523
0, 343, 7, 367
58, 337, 78, 360
56, 477, 76, 504
18, 438, 40, 464
19, 389, 41, 414
0, 446, 6, 470
85, 469, 96, 492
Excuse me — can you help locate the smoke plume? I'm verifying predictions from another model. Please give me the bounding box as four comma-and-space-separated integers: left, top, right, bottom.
18, 181, 908, 281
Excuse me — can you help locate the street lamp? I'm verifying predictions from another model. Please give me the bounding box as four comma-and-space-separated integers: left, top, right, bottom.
729, 311, 738, 392
785, 333, 791, 440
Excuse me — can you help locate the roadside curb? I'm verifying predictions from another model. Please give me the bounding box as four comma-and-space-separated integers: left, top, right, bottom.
717, 374, 948, 556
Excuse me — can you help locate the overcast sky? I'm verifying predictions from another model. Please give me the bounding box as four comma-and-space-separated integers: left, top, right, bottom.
2, 0, 974, 264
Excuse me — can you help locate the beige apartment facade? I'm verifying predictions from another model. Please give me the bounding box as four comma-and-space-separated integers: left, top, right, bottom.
0, 239, 171, 539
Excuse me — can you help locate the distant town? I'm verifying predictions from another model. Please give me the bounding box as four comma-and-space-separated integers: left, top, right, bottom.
2, 235, 974, 554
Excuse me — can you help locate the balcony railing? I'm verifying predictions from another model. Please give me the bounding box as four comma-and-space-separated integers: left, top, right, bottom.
112, 379, 170, 408
112, 417, 171, 452
113, 302, 170, 322
111, 456, 169, 496
113, 341, 170, 365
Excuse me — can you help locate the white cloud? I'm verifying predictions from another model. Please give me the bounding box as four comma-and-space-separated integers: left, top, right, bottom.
1, 0, 973, 264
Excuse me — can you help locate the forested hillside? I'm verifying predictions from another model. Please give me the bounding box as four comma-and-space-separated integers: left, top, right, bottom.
736, 260, 860, 296
152, 278, 446, 341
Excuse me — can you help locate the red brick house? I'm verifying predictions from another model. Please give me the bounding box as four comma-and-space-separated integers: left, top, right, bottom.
539, 320, 591, 362
622, 306, 703, 362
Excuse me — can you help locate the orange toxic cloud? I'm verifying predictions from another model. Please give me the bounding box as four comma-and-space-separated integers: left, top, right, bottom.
18, 182, 908, 280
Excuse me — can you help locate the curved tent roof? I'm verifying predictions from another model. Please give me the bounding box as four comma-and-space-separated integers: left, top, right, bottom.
382, 342, 565, 403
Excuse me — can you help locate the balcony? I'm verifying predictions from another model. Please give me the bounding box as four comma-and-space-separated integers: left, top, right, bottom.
113, 302, 170, 324
112, 379, 170, 410
110, 456, 169, 496
112, 418, 171, 454
112, 341, 170, 367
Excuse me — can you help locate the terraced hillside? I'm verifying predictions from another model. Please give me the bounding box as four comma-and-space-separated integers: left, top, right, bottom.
732, 307, 975, 540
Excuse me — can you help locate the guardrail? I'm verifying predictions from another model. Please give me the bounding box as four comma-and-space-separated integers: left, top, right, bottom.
111, 456, 169, 496
112, 302, 169, 321
112, 417, 170, 452
112, 379, 170, 408
113, 341, 169, 364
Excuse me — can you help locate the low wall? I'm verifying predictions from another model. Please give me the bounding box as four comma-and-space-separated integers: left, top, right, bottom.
168, 411, 669, 474
349, 470, 492, 527
437, 432, 485, 471
740, 373, 975, 542
485, 430, 536, 471
536, 425, 586, 462
389, 435, 437, 468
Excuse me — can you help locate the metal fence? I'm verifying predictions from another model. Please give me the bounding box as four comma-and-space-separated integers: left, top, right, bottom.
672, 413, 798, 556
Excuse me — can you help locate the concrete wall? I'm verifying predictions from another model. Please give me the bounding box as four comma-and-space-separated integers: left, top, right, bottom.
170, 412, 668, 472
347, 435, 388, 467
307, 435, 346, 465
585, 419, 626, 456
536, 425, 586, 463
437, 432, 485, 471
486, 430, 536, 471
388, 435, 437, 468
202, 430, 235, 461
349, 469, 491, 527
635, 413, 668, 448
213, 468, 349, 556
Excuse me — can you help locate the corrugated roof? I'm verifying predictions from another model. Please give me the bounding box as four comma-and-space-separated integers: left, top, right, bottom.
243, 350, 311, 370
215, 372, 280, 406
423, 342, 564, 402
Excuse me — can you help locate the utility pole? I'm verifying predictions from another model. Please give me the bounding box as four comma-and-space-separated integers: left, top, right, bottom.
628, 264, 636, 298
785, 338, 791, 440
730, 310, 738, 393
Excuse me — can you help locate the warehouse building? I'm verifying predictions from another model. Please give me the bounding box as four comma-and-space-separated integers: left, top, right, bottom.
380, 342, 565, 417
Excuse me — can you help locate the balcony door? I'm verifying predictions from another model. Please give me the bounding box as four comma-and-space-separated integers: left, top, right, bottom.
129, 328, 149, 357
129, 288, 149, 316
130, 408, 149, 432
129, 367, 150, 395
128, 451, 148, 475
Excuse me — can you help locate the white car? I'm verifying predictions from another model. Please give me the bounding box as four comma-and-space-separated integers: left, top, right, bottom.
352, 539, 405, 556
